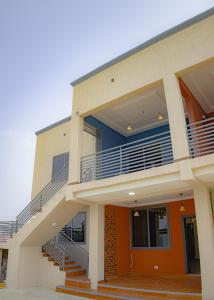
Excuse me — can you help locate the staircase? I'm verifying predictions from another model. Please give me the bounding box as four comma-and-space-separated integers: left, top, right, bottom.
0, 163, 69, 243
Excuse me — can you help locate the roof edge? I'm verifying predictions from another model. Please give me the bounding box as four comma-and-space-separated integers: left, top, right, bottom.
35, 116, 71, 136
71, 7, 214, 87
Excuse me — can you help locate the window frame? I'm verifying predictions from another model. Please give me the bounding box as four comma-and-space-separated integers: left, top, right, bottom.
130, 205, 171, 250
51, 152, 69, 180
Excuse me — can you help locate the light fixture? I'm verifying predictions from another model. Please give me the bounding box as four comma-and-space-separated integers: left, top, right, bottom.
133, 200, 139, 217
52, 222, 57, 227
157, 113, 164, 121
129, 192, 135, 196
32, 215, 36, 219
179, 203, 186, 212
127, 124, 133, 132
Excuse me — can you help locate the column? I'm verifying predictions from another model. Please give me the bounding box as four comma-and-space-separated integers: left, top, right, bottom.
193, 184, 214, 300
69, 109, 84, 184
88, 204, 104, 289
163, 74, 189, 160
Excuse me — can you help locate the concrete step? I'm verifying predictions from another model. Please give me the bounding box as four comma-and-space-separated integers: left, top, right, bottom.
65, 277, 91, 289
56, 285, 142, 300
66, 268, 86, 278
98, 284, 202, 300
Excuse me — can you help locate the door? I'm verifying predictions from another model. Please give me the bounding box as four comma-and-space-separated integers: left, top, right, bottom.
183, 216, 200, 274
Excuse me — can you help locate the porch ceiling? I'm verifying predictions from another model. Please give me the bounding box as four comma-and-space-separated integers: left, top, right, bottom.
93, 83, 168, 136
181, 61, 214, 113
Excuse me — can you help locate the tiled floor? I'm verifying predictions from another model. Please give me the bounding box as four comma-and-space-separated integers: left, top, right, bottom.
104, 273, 202, 293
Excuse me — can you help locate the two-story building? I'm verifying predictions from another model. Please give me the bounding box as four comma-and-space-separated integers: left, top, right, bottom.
1, 7, 214, 300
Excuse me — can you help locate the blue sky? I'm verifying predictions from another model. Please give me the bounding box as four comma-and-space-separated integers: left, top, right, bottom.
0, 0, 213, 220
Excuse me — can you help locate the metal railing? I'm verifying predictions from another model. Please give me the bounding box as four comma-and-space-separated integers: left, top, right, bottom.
43, 231, 89, 271
0, 221, 16, 242
0, 162, 69, 242
80, 131, 173, 183
186, 116, 214, 158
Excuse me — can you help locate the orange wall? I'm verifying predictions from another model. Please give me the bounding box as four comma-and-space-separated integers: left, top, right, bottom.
179, 78, 206, 123
115, 206, 131, 275
112, 199, 196, 276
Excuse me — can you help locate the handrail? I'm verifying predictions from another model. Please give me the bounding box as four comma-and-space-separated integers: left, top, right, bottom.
0, 162, 69, 242
81, 130, 173, 183
186, 117, 214, 158
43, 230, 89, 271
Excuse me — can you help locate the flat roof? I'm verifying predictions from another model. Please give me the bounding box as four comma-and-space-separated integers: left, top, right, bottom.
35, 116, 71, 135
71, 7, 214, 87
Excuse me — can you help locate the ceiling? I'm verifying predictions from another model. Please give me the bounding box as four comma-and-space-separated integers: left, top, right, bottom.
93, 84, 168, 136
181, 61, 214, 113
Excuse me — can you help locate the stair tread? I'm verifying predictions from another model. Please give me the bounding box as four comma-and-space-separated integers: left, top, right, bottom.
98, 284, 202, 296
56, 285, 143, 299
66, 268, 85, 273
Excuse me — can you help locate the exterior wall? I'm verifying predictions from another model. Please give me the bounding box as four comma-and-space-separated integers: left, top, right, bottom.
179, 78, 206, 123
31, 121, 71, 199
32, 120, 96, 198
104, 205, 131, 278
72, 16, 214, 116
105, 199, 195, 277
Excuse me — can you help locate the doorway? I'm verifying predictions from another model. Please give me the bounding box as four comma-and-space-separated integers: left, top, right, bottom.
183, 216, 200, 274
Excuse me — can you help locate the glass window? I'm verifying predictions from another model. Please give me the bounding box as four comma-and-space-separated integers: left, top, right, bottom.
52, 152, 69, 179
132, 206, 169, 248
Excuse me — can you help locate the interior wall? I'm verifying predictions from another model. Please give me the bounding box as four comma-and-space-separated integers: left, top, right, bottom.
105, 199, 196, 277
179, 78, 206, 123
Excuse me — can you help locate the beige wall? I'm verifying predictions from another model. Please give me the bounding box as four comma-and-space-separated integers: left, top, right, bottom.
72, 15, 214, 116
31, 120, 96, 199
31, 121, 70, 199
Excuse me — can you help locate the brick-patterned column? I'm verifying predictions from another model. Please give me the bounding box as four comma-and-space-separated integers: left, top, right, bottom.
104, 205, 117, 278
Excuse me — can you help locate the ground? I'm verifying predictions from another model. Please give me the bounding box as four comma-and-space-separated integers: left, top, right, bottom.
0, 287, 89, 300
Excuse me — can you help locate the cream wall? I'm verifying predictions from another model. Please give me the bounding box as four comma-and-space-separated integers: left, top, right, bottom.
32, 120, 96, 199
31, 121, 70, 199
72, 15, 214, 116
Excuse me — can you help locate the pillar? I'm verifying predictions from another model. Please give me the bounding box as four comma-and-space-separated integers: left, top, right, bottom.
69, 110, 84, 184
88, 204, 104, 289
163, 74, 189, 160
193, 184, 214, 300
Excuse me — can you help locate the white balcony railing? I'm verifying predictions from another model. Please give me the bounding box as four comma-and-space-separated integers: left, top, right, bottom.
186, 116, 214, 158
80, 131, 173, 183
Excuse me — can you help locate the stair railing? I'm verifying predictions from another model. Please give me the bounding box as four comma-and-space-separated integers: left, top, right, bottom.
0, 162, 69, 243
43, 230, 89, 271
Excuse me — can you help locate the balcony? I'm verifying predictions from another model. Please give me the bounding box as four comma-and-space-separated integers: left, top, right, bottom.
187, 116, 214, 158
81, 130, 173, 183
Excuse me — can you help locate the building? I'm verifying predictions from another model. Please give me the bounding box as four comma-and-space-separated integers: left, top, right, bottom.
1, 7, 214, 300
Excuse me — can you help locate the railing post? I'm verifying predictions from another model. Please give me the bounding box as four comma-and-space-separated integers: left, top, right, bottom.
119, 146, 123, 174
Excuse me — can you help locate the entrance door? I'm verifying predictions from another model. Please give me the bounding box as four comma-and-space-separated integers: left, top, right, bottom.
183, 217, 200, 274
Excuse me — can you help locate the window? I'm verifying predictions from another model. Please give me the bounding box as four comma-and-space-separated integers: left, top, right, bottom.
64, 212, 86, 243
131, 207, 169, 248
52, 152, 69, 179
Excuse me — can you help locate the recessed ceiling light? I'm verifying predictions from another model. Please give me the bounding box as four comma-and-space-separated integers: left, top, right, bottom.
32, 215, 36, 219
127, 124, 133, 132
157, 113, 164, 121
52, 222, 57, 227
129, 192, 135, 196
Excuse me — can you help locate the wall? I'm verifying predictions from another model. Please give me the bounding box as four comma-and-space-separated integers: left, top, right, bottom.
179, 78, 206, 123
72, 15, 214, 116
31, 120, 71, 199
85, 116, 125, 150
32, 119, 96, 198
38, 254, 65, 289
104, 200, 196, 277
104, 205, 131, 278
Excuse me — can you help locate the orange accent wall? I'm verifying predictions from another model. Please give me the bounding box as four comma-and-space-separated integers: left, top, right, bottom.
115, 206, 131, 275
179, 78, 206, 123
109, 200, 196, 276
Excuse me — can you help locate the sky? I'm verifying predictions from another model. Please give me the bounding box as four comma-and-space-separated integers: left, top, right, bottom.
0, 0, 213, 220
